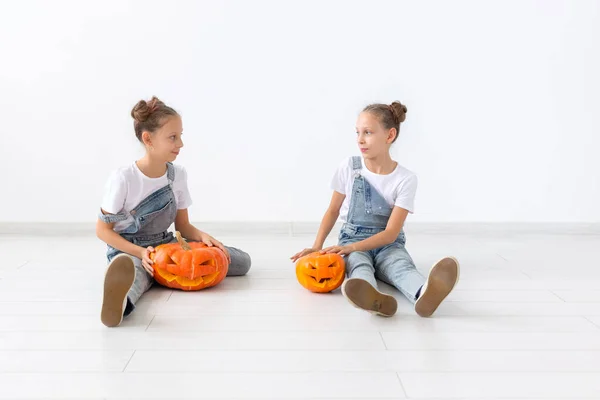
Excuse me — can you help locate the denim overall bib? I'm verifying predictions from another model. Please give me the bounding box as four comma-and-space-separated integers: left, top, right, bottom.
338, 156, 424, 302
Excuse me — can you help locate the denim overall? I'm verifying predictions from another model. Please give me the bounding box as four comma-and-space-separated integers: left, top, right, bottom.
100, 163, 251, 316
338, 156, 425, 302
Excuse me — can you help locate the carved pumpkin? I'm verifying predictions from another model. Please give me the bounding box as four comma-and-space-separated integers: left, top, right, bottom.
295, 252, 345, 293
150, 232, 229, 291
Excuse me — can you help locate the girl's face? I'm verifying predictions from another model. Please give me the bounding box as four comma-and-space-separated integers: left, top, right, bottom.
355, 112, 396, 160
143, 115, 184, 162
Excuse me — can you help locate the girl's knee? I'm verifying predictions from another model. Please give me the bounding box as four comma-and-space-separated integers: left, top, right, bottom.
346, 251, 370, 266
229, 249, 251, 276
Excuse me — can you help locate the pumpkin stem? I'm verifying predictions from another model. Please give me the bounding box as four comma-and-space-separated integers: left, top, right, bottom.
175, 231, 191, 251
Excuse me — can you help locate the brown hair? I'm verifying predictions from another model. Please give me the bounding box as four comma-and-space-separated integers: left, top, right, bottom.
363, 101, 407, 143
131, 96, 179, 143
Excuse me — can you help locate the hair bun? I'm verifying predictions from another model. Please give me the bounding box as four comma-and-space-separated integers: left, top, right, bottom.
131, 100, 150, 123
131, 96, 162, 123
390, 101, 407, 123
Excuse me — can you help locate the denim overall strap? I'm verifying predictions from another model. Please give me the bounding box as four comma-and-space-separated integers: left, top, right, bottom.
345, 157, 363, 225
98, 211, 128, 224
166, 162, 175, 185
351, 156, 362, 171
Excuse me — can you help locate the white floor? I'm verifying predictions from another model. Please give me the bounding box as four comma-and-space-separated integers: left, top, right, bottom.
1, 230, 600, 399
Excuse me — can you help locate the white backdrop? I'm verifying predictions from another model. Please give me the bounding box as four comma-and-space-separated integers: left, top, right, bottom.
1, 0, 599, 223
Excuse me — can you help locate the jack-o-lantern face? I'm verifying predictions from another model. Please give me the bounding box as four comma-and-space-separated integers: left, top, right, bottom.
295, 252, 345, 293
150, 232, 229, 291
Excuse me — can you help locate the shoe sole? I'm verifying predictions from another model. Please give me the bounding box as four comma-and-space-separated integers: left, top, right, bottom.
342, 278, 397, 317
414, 256, 460, 317
101, 254, 135, 327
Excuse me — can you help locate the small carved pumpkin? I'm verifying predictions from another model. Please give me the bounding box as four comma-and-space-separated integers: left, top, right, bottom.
295, 252, 345, 293
150, 232, 229, 291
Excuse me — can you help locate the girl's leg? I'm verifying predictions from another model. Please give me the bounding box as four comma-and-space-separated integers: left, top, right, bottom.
374, 243, 425, 303
101, 253, 153, 327
375, 243, 459, 317
346, 250, 377, 287
224, 246, 252, 276
342, 251, 398, 317
180, 236, 251, 276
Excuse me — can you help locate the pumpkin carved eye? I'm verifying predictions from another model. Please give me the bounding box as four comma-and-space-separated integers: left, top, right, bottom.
150, 231, 229, 291
295, 253, 345, 293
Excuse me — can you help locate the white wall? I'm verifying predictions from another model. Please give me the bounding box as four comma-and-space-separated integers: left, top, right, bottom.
1, 0, 599, 223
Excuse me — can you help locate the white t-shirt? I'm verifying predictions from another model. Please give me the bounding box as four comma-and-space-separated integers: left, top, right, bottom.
101, 163, 193, 231
331, 157, 418, 223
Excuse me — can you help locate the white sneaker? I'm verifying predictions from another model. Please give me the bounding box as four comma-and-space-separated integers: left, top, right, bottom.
101, 253, 135, 327
414, 257, 460, 317
341, 278, 398, 317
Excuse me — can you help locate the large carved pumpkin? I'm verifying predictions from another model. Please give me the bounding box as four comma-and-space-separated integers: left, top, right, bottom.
150, 232, 229, 291
295, 252, 345, 293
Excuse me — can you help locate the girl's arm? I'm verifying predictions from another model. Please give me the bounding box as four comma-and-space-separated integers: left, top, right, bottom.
290, 191, 345, 262
322, 206, 409, 255
174, 209, 231, 261
96, 218, 146, 257
95, 215, 155, 275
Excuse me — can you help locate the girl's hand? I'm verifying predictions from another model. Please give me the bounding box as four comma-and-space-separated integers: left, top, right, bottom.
199, 232, 231, 262
321, 244, 354, 256
140, 246, 155, 276
290, 248, 321, 263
